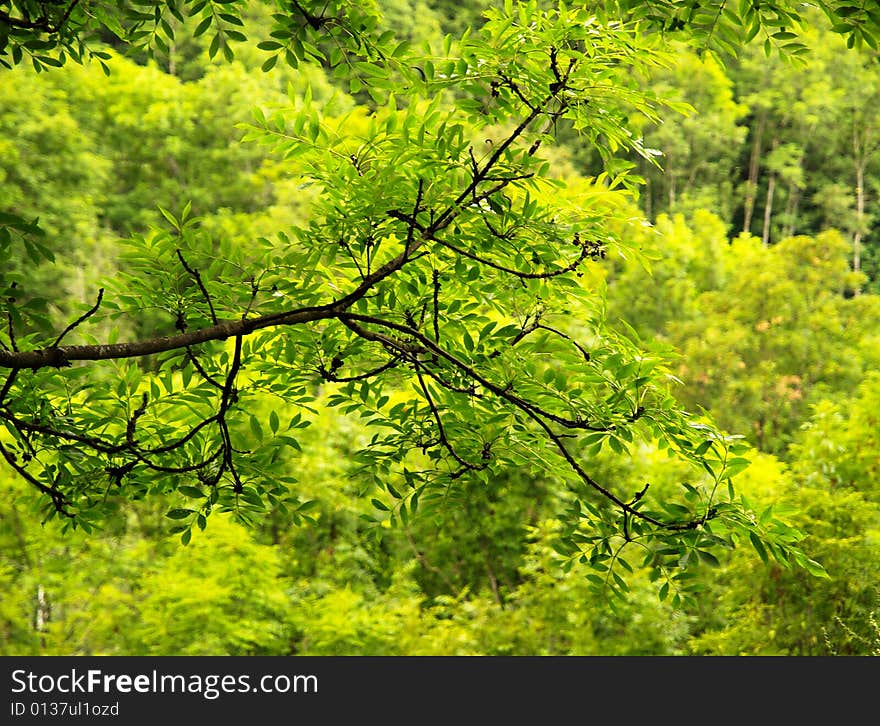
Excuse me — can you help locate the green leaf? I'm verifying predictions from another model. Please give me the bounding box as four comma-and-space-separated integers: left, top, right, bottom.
552, 538, 580, 556
371, 498, 390, 512
35, 55, 63, 68
193, 15, 213, 37
694, 439, 714, 456
749, 532, 768, 564
166, 508, 194, 520
249, 414, 263, 441
721, 457, 751, 479
801, 557, 830, 579
279, 435, 301, 451
178, 486, 206, 499
697, 549, 720, 567
157, 206, 178, 227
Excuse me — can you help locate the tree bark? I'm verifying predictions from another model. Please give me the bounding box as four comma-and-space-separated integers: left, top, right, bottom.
743, 112, 765, 234
854, 161, 864, 280
762, 170, 776, 247
782, 183, 800, 240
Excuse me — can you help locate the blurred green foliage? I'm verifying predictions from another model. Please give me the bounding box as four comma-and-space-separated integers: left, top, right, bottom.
1, 0, 879, 656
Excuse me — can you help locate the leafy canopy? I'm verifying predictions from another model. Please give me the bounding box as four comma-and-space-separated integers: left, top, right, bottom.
4, 0, 874, 600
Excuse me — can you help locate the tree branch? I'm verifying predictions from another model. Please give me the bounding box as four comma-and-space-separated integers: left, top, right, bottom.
177, 250, 218, 325
413, 362, 486, 475
0, 440, 73, 517
0, 306, 335, 370
0, 0, 81, 33
434, 233, 594, 280
337, 312, 712, 531
52, 288, 104, 348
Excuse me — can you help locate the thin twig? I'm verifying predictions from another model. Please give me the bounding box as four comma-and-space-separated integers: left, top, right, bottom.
434, 236, 592, 280
432, 269, 441, 342
414, 363, 484, 473
52, 288, 104, 348
177, 250, 218, 325
186, 347, 225, 390
0, 369, 17, 405
0, 440, 73, 517
338, 312, 711, 532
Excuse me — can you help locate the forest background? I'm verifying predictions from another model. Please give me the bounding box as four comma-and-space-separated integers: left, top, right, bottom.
0, 0, 878, 656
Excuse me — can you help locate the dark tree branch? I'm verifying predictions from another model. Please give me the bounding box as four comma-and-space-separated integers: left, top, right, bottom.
0, 11, 48, 30
405, 179, 425, 251
0, 369, 17, 405
52, 288, 104, 349
0, 440, 73, 517
336, 236, 367, 280
413, 363, 486, 474
499, 72, 538, 112
434, 234, 593, 280
0, 410, 128, 455
124, 392, 148, 447
289, 0, 332, 30
0, 86, 560, 374
141, 414, 219, 455
513, 322, 593, 364
185, 347, 225, 390
6, 307, 18, 352
0, 0, 81, 33
177, 250, 218, 325
132, 447, 223, 476
341, 312, 613, 432
337, 312, 712, 532
0, 306, 336, 370
432, 269, 441, 342
216, 334, 244, 492
318, 356, 401, 382
0, 85, 586, 515
421, 365, 481, 398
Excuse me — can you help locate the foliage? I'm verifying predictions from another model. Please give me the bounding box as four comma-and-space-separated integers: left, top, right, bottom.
0, 0, 839, 607
635, 46, 748, 221
686, 422, 880, 655
606, 215, 877, 454
670, 229, 873, 454
2, 0, 880, 655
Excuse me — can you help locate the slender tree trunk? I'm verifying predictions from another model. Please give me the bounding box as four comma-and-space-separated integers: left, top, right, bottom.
854, 161, 864, 278
761, 136, 780, 247
851, 119, 867, 288
782, 184, 800, 240
35, 585, 47, 632
762, 171, 776, 247
35, 584, 48, 648
743, 112, 765, 234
